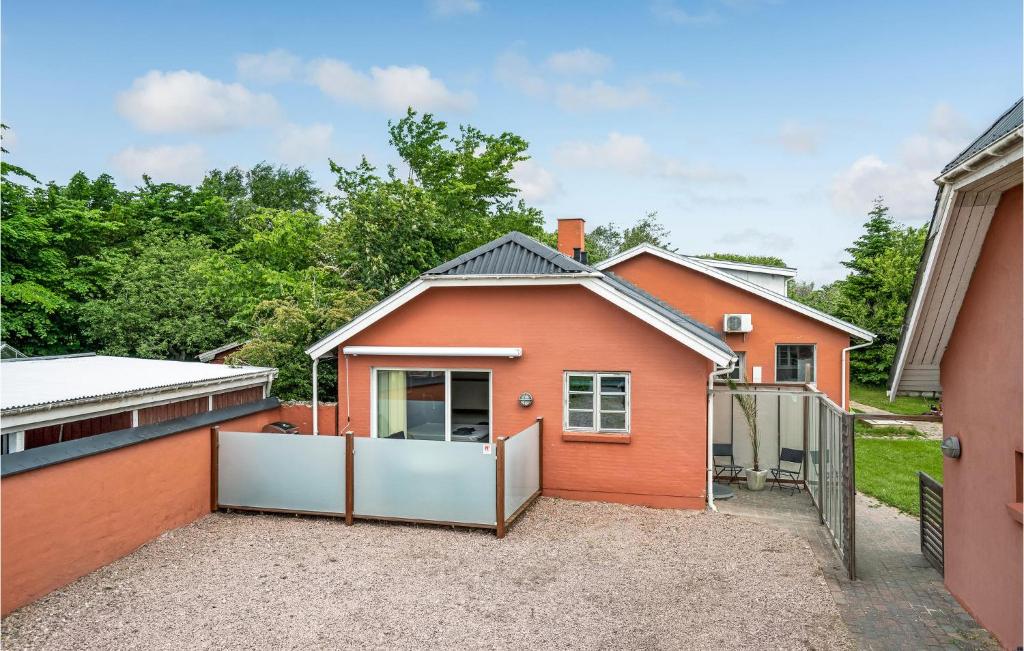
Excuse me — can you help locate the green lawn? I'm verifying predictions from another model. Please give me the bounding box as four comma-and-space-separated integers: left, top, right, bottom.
856, 438, 943, 516
854, 419, 923, 438
850, 383, 937, 416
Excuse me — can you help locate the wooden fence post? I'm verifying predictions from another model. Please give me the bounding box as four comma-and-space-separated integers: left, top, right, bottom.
210, 426, 220, 512
495, 437, 507, 539
345, 431, 354, 526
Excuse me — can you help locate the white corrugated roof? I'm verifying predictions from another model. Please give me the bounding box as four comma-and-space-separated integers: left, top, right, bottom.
1, 355, 276, 412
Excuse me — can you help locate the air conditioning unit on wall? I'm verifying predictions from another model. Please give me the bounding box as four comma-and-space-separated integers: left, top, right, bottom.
723, 313, 753, 333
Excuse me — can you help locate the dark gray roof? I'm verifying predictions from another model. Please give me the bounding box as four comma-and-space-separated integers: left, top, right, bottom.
942, 98, 1023, 173
423, 231, 733, 358
425, 231, 590, 275
600, 272, 732, 355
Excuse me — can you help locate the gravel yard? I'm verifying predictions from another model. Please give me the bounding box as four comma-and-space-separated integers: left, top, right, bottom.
3, 498, 851, 650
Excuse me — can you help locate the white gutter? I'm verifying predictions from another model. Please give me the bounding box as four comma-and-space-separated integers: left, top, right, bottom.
841, 341, 873, 410
707, 362, 736, 512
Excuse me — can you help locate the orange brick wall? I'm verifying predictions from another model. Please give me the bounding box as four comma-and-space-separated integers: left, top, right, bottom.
607, 253, 853, 407
1, 408, 276, 615
940, 184, 1022, 649
337, 284, 713, 509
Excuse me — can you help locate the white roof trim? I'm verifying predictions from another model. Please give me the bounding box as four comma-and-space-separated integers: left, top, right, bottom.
343, 346, 522, 358
889, 144, 1023, 398
596, 244, 874, 340
307, 276, 735, 366
684, 257, 797, 277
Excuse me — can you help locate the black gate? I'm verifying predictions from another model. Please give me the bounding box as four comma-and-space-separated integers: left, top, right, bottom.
918, 471, 944, 575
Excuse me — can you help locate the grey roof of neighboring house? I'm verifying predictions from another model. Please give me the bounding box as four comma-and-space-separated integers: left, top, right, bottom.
422, 231, 732, 357
941, 97, 1023, 173
425, 231, 591, 276
197, 340, 247, 362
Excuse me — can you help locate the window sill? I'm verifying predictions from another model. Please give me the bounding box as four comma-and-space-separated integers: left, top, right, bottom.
1007, 503, 1023, 525
561, 432, 631, 444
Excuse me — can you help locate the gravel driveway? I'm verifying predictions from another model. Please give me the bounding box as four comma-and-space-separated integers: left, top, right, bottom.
3, 498, 851, 650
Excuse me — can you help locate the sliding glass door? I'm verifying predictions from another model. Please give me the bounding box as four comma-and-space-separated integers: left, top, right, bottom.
373, 368, 491, 443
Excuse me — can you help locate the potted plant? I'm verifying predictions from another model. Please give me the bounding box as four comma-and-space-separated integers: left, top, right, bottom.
728, 380, 767, 491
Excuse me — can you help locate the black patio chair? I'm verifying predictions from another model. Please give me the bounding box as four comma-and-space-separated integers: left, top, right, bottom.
769, 447, 805, 494
713, 443, 744, 483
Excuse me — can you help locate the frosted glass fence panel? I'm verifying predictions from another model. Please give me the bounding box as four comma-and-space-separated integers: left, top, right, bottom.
713, 389, 807, 475
218, 432, 346, 514
504, 422, 540, 517
353, 437, 496, 526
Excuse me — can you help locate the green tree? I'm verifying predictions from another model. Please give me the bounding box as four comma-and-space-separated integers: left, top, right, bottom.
327, 109, 547, 292
79, 236, 240, 359
835, 199, 926, 385
585, 212, 673, 263
228, 289, 377, 401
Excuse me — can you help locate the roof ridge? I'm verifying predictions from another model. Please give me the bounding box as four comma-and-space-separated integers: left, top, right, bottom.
424, 230, 590, 276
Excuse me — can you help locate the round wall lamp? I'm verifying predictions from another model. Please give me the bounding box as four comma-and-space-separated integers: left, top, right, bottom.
518, 392, 534, 408
941, 436, 961, 459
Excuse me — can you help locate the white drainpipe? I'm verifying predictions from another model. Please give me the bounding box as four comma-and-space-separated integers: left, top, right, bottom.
312, 357, 320, 436
841, 341, 873, 410
707, 361, 736, 512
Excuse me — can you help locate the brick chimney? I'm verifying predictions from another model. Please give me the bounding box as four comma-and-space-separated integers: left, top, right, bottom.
557, 218, 586, 261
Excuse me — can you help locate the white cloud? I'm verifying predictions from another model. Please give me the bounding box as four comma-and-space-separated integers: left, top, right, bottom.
831, 103, 973, 218
111, 144, 208, 184
545, 48, 611, 76
117, 70, 280, 133
236, 49, 302, 83
777, 120, 821, 155
715, 227, 795, 252
310, 59, 475, 113
651, 0, 718, 24
554, 81, 654, 112
429, 0, 480, 16
275, 123, 334, 166
554, 132, 737, 183
511, 159, 561, 203
496, 50, 659, 112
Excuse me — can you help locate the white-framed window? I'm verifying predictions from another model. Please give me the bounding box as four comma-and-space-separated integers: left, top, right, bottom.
775, 344, 816, 383
717, 352, 746, 382
1, 431, 25, 455
371, 368, 492, 443
564, 372, 630, 433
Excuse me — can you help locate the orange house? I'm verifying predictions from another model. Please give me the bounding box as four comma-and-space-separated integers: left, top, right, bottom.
307, 230, 738, 508
595, 241, 873, 409
890, 99, 1022, 650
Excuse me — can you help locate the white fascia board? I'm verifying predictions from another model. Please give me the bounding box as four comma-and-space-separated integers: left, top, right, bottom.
343, 346, 522, 358
597, 244, 874, 341
580, 277, 736, 366
425, 273, 603, 282
0, 372, 277, 434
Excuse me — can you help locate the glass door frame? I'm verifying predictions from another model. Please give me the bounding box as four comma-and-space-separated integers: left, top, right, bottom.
369, 367, 493, 443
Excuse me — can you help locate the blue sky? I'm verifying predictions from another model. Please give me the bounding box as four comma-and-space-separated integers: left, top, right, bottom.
3, 0, 1021, 282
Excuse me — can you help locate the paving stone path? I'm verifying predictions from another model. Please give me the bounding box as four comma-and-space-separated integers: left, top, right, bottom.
717, 487, 997, 649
